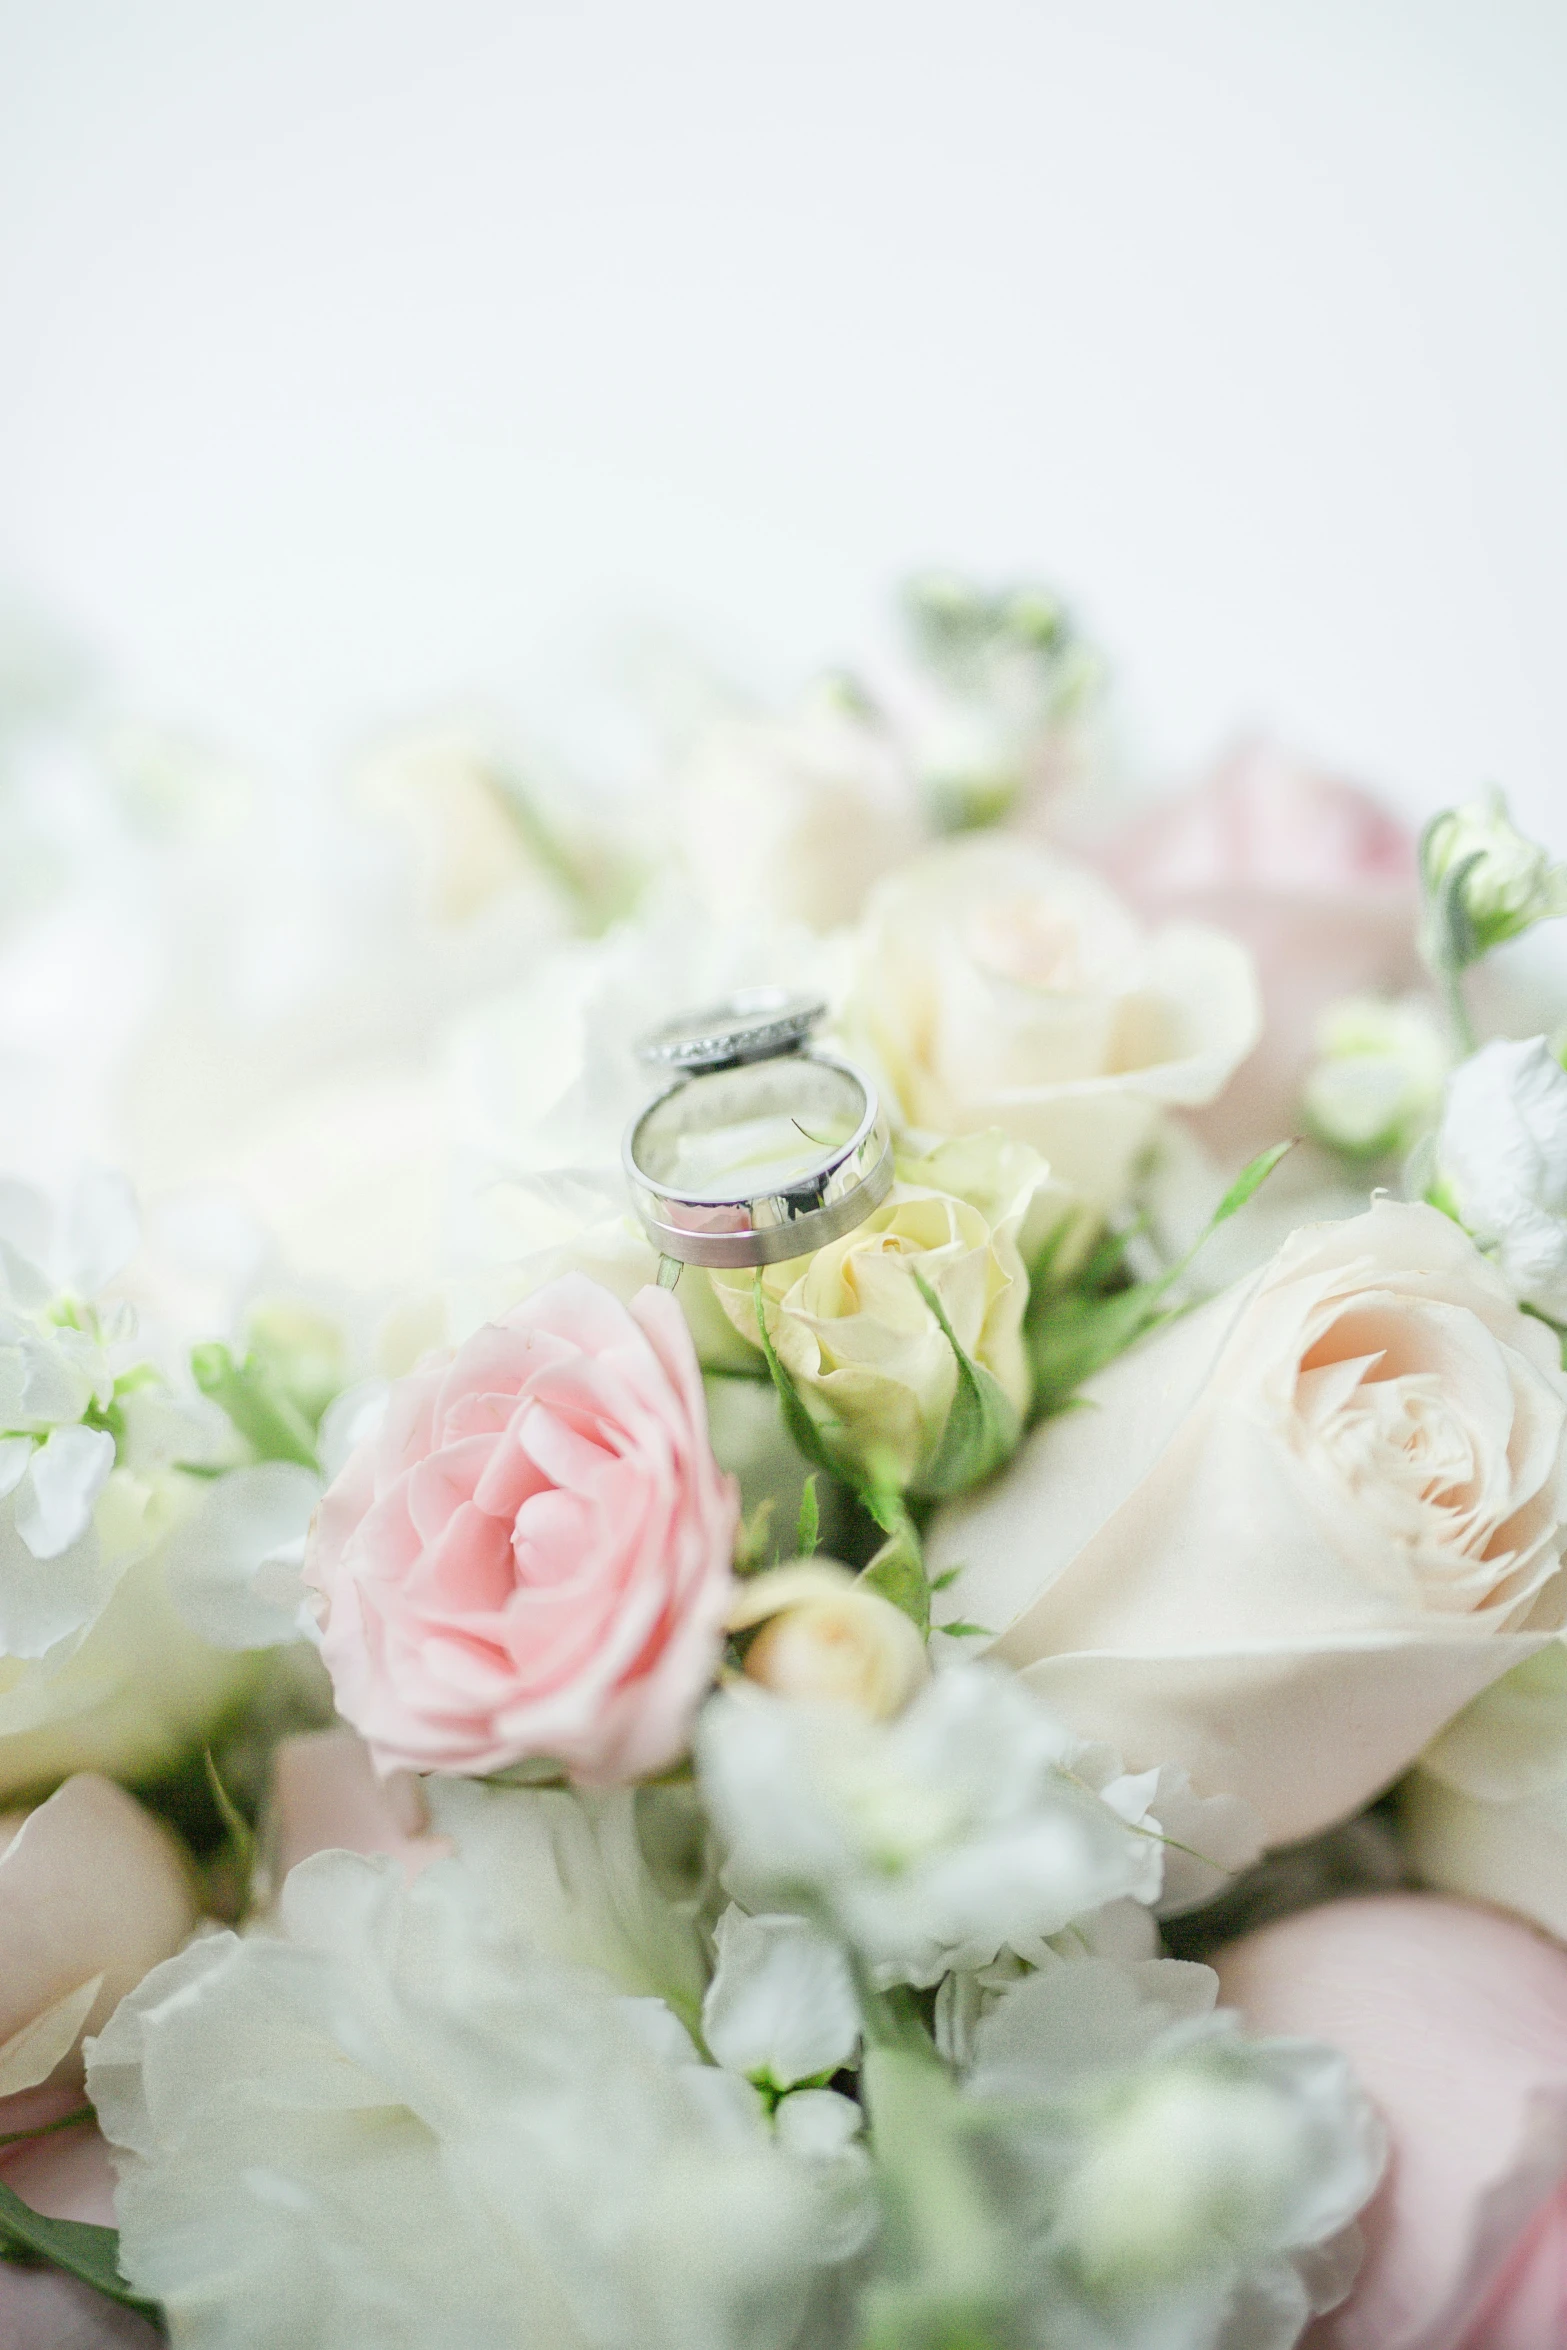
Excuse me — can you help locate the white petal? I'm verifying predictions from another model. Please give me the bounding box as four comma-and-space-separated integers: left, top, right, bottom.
13, 1423, 116, 1561
0, 1436, 33, 1502
162, 1461, 322, 1648
0, 1972, 103, 2095
702, 1907, 860, 2089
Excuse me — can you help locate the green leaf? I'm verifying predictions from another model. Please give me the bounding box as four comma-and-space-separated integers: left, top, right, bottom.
909, 1272, 1022, 1499
1208, 1139, 1297, 1230
189, 1342, 319, 1472
0, 2176, 163, 2324
935, 1619, 992, 1640
795, 1474, 820, 1559
203, 1748, 256, 1885
858, 1506, 930, 1636
1028, 1282, 1172, 1417
751, 1278, 843, 1483
929, 1565, 963, 1594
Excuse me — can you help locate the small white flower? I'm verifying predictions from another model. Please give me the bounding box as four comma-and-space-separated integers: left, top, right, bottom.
1437, 1035, 1567, 1318
697, 1665, 1160, 1987
962, 1958, 1386, 2349
702, 1907, 860, 2090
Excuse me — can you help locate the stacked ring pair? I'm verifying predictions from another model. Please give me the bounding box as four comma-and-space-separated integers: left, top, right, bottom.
622, 988, 893, 1270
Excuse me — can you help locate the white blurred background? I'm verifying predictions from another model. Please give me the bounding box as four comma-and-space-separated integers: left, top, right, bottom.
2, 0, 1565, 828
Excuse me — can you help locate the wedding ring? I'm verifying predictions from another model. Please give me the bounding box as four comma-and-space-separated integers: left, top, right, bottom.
623, 990, 894, 1269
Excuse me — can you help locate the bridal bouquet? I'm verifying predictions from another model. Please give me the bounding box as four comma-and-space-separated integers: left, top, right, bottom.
7, 578, 1567, 2349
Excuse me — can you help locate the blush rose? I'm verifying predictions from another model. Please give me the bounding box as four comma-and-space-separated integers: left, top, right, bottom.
929, 1200, 1567, 1844
305, 1275, 739, 1783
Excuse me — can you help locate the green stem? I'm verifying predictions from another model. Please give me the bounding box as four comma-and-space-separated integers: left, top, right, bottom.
1443, 959, 1478, 1056
0, 2106, 93, 2151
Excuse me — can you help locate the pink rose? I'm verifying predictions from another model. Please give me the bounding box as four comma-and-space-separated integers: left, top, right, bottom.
1096, 739, 1423, 1159
1213, 1893, 1567, 2348
305, 1274, 739, 1782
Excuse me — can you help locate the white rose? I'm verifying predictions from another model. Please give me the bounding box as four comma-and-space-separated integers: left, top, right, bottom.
928, 1200, 1567, 1844
840, 836, 1260, 1219
1436, 1035, 1567, 1318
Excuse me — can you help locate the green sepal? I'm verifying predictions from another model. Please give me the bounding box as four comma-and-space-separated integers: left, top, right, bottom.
0, 2176, 164, 2326
908, 1273, 1022, 1500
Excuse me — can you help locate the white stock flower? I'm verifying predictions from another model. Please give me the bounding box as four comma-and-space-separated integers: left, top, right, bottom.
1299, 994, 1450, 1159
840, 836, 1260, 1221
163, 1460, 322, 1648
89, 1847, 869, 2350
0, 1170, 259, 1794
1436, 1035, 1567, 1318
696, 1665, 1160, 1988
962, 1958, 1385, 2350
701, 1906, 860, 2090
423, 1777, 710, 2029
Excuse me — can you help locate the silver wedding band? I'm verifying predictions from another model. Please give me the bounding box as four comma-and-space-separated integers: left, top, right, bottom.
623, 990, 894, 1269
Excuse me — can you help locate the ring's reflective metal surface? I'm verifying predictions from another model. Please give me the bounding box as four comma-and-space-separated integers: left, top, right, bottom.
623, 997, 893, 1269
635, 986, 829, 1075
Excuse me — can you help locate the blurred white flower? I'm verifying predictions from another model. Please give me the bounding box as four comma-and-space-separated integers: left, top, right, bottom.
701, 1906, 860, 2090
673, 683, 922, 933
697, 1665, 1159, 1987
89, 1846, 871, 2350
1436, 1034, 1567, 1317
1298, 993, 1450, 1160
841, 836, 1260, 1223
423, 1777, 710, 2030
961, 1957, 1385, 2349
162, 1460, 322, 1650
0, 1169, 258, 1795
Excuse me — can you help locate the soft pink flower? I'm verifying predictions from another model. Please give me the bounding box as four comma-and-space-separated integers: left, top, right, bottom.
0, 1776, 197, 2094
0, 2083, 161, 2346
1096, 739, 1424, 1158
1213, 1893, 1567, 2349
266, 1726, 449, 1883
305, 1274, 739, 1782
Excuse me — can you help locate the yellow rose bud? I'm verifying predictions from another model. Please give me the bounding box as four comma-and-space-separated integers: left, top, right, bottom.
711, 1133, 1049, 1490
730, 1561, 928, 1719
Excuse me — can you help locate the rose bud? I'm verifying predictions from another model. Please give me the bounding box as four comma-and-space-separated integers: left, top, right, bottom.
730, 1561, 929, 1720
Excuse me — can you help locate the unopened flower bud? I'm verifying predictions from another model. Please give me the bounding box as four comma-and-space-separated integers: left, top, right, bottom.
1422, 790, 1567, 968
729, 1560, 928, 1719
1298, 995, 1450, 1160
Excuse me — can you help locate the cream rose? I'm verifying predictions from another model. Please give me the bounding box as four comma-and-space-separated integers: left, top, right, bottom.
928, 1200, 1567, 1844
840, 835, 1260, 1219
710, 1134, 1049, 1489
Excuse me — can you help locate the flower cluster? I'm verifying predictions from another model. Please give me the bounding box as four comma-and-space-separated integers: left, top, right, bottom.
8, 578, 1567, 2350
